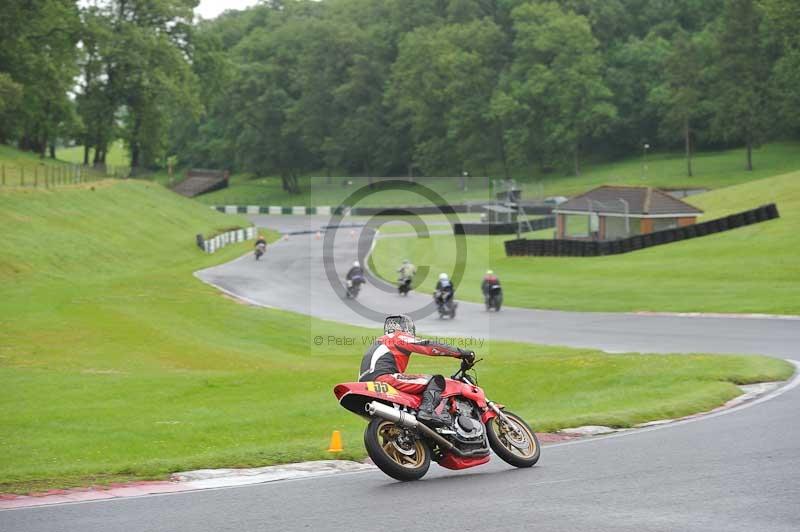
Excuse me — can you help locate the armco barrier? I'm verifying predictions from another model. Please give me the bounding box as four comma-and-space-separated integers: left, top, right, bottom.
454, 216, 556, 235
504, 203, 779, 257
196, 226, 256, 254
213, 205, 332, 215
213, 202, 554, 217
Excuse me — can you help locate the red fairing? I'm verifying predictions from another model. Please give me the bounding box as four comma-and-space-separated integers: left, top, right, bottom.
334, 382, 421, 416
442, 378, 488, 409
438, 453, 490, 470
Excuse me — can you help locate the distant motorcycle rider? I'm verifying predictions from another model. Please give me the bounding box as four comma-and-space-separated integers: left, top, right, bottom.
359, 315, 474, 426
435, 273, 454, 299
254, 234, 267, 260
481, 270, 500, 296
346, 260, 364, 282
397, 259, 417, 280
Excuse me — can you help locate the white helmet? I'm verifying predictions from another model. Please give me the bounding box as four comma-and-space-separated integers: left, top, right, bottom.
439, 273, 449, 281
353, 260, 360, 268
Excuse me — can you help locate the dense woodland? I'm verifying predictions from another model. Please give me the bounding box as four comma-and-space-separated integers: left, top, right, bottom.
1, 0, 799, 190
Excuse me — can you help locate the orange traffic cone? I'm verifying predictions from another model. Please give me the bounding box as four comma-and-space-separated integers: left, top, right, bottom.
315, 231, 322, 240
327, 430, 343, 453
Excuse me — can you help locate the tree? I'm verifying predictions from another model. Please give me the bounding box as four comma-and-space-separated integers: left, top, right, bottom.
96, 0, 198, 172
0, 0, 80, 157
762, 0, 800, 132
0, 73, 23, 144
387, 19, 507, 175
227, 17, 315, 193
710, 0, 770, 171
605, 33, 671, 155
508, 2, 616, 175
650, 30, 713, 177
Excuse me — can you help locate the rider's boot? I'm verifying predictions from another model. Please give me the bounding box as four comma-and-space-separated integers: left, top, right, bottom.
417, 376, 450, 426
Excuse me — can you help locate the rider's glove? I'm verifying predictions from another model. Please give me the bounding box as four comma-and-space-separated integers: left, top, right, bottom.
458, 348, 476, 364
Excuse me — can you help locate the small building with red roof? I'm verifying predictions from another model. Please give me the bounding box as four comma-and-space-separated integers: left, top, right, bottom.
552, 186, 703, 240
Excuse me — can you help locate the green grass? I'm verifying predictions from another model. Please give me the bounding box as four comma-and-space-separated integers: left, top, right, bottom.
0, 180, 792, 493
371, 171, 800, 314
355, 213, 484, 235
57, 140, 130, 167
194, 141, 800, 207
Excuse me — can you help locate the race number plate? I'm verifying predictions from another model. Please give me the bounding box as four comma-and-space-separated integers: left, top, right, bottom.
365, 382, 399, 396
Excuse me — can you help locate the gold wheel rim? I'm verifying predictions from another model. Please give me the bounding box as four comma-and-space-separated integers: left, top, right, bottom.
493, 415, 538, 459
377, 420, 426, 468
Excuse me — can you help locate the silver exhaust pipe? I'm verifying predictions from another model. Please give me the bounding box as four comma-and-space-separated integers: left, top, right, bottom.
365, 401, 420, 428
365, 401, 458, 453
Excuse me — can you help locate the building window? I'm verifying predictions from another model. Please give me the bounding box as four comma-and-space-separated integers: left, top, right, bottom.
604, 216, 639, 239
565, 214, 590, 237
652, 218, 678, 232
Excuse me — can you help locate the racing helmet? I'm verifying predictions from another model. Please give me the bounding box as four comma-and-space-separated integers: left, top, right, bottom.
384, 314, 415, 336
439, 273, 449, 281
486, 270, 494, 275
353, 260, 360, 268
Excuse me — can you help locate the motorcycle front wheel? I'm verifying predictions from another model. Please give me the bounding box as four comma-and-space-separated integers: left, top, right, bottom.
486, 410, 540, 468
364, 418, 430, 481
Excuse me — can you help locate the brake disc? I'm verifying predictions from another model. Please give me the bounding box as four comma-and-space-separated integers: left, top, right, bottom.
391, 439, 416, 456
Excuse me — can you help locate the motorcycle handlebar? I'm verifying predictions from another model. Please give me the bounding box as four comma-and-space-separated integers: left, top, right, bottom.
452, 357, 481, 379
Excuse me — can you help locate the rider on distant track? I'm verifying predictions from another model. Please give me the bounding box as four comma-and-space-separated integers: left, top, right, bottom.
346, 260, 364, 282
435, 272, 454, 298
397, 259, 417, 281
481, 270, 500, 297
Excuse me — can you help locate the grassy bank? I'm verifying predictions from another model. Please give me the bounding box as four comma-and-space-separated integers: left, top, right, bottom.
195, 141, 800, 207
370, 171, 800, 314
0, 180, 791, 493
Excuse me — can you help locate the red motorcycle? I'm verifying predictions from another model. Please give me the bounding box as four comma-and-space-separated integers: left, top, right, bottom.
333, 358, 540, 481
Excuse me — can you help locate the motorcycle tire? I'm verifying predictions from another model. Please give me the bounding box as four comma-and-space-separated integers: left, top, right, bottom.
364, 417, 430, 481
486, 410, 540, 468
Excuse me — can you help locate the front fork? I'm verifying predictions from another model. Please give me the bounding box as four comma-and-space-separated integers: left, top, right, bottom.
486, 400, 524, 438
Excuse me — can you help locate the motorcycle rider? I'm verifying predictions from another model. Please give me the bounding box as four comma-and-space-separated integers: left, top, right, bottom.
346, 260, 364, 283
359, 315, 474, 426
254, 234, 267, 259
397, 259, 417, 281
434, 272, 454, 304
481, 270, 500, 297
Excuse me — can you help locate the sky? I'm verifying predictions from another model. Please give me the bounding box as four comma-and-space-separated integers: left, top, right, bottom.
196, 0, 260, 20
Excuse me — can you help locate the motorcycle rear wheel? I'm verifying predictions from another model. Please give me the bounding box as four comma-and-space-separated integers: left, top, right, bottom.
486, 410, 540, 468
364, 418, 430, 481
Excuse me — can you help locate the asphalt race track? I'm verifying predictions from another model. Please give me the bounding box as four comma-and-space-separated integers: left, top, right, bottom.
3, 215, 799, 532
196, 216, 800, 358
